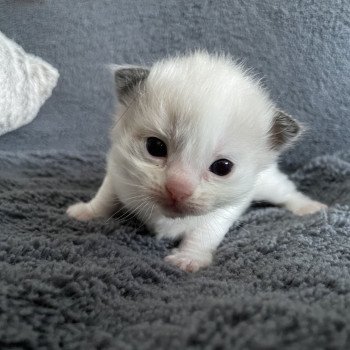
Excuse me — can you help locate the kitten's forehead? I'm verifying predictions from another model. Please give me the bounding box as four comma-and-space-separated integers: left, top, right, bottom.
129, 53, 275, 164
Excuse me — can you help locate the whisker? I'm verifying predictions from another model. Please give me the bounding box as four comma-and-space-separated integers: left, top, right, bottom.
117, 200, 149, 223
129, 201, 151, 227
104, 196, 149, 223
142, 203, 155, 227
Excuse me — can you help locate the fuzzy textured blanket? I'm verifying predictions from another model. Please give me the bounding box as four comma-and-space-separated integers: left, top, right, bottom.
0, 151, 349, 350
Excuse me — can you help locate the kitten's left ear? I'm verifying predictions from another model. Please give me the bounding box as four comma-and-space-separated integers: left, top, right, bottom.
269, 110, 302, 151
112, 66, 150, 104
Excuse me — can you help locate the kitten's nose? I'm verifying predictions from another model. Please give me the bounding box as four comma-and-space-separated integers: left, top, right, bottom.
165, 177, 194, 202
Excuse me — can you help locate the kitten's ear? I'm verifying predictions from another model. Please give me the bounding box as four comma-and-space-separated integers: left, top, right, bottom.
269, 110, 302, 151
112, 66, 149, 104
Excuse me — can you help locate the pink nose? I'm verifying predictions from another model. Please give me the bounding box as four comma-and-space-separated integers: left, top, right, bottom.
165, 176, 194, 202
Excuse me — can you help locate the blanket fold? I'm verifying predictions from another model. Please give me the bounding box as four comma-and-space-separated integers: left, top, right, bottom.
0, 32, 59, 136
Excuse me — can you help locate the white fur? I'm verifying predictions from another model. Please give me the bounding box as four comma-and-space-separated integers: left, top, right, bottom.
67, 52, 326, 272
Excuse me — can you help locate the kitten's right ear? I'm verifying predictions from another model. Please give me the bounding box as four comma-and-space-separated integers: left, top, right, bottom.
112, 66, 150, 105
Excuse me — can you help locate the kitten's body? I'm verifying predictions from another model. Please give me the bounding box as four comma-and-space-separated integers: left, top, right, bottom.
67, 52, 326, 272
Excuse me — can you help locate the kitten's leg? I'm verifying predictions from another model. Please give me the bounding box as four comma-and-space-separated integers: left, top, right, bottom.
161, 205, 247, 272
67, 174, 118, 221
254, 163, 327, 215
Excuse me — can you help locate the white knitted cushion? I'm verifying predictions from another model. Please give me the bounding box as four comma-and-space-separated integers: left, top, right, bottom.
0, 32, 59, 136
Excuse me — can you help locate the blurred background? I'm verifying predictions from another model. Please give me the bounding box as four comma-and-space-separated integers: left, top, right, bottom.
0, 0, 349, 171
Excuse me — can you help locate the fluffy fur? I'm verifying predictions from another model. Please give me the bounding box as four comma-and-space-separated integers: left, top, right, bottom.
67, 52, 326, 272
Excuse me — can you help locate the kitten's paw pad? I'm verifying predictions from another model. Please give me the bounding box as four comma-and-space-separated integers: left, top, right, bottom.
292, 201, 327, 216
66, 202, 97, 221
164, 251, 212, 272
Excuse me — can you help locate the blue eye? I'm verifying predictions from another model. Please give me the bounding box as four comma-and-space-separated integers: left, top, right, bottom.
209, 159, 233, 176
146, 137, 167, 157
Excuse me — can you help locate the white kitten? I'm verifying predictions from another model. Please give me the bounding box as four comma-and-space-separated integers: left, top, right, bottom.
67, 52, 327, 272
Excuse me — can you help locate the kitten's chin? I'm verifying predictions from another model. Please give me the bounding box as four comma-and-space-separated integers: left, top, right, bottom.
160, 203, 210, 218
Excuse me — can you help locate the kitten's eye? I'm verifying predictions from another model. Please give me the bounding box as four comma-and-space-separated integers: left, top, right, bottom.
146, 137, 167, 157
209, 159, 233, 176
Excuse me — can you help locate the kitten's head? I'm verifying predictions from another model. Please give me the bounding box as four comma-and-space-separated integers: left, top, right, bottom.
110, 52, 300, 218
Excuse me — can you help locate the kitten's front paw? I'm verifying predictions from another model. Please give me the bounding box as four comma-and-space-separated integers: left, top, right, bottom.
66, 202, 98, 221
290, 200, 327, 216
164, 250, 212, 272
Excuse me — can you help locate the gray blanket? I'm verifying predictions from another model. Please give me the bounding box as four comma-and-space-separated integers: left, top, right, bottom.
0, 151, 349, 350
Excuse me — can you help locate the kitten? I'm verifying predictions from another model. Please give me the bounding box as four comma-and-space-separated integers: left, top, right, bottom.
67, 52, 327, 272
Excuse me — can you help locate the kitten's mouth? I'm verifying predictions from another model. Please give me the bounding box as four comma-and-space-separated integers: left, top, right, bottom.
160, 200, 206, 218
150, 192, 208, 218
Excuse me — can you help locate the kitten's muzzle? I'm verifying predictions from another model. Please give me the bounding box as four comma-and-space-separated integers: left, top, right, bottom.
161, 201, 204, 218
153, 174, 205, 217
165, 182, 193, 202
160, 193, 207, 218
